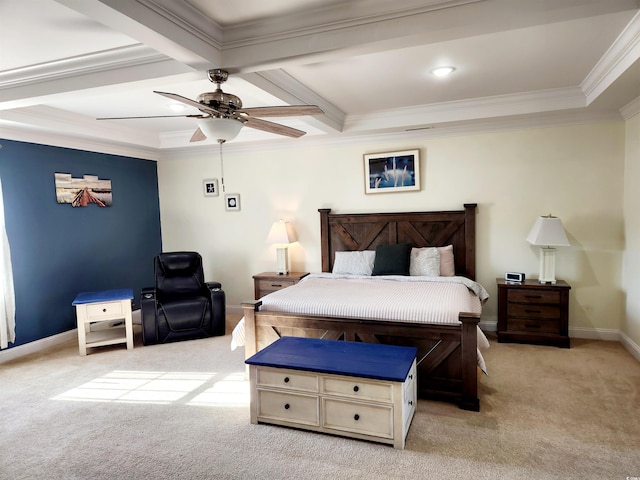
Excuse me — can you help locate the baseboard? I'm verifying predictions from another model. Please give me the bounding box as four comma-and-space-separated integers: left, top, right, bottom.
569, 326, 620, 341
619, 331, 640, 362
2, 315, 639, 365
479, 320, 497, 332
0, 329, 77, 364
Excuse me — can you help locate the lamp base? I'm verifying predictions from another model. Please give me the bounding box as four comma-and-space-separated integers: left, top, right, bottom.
275, 246, 289, 275
538, 246, 557, 284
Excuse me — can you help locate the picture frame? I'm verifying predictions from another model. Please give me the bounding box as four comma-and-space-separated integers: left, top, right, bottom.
363, 149, 420, 194
203, 179, 219, 197
225, 193, 240, 211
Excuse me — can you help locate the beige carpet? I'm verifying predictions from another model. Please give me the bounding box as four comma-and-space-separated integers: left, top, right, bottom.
1, 323, 639, 480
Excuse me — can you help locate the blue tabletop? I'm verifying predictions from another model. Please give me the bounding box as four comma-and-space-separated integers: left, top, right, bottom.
72, 289, 134, 305
245, 337, 417, 382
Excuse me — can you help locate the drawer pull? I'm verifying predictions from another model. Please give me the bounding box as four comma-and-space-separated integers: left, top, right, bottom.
354, 414, 360, 421
283, 377, 290, 383
353, 385, 359, 392
525, 309, 541, 314
284, 403, 290, 410
524, 295, 542, 299
525, 324, 541, 329
271, 284, 283, 288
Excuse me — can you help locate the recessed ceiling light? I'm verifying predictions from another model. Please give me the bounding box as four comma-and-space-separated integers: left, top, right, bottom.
431, 66, 456, 77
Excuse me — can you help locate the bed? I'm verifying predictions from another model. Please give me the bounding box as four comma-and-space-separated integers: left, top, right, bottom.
236, 204, 488, 411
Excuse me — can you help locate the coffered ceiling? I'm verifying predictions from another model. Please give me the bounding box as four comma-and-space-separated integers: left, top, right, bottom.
1, 0, 639, 157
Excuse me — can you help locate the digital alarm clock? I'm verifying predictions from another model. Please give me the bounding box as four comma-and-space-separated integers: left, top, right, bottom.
505, 272, 525, 282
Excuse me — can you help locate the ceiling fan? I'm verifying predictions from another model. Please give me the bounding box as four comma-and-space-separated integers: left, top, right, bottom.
97, 69, 324, 142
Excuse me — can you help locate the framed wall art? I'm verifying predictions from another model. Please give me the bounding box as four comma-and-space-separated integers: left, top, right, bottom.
225, 193, 240, 211
363, 149, 420, 194
54, 172, 113, 207
203, 179, 219, 197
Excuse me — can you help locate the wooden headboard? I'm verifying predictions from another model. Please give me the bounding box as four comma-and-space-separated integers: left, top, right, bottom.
319, 204, 477, 280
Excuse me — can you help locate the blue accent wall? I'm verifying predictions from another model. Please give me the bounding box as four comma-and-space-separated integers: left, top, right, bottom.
0, 139, 162, 348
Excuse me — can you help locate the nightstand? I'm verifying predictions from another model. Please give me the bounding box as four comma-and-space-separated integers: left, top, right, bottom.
496, 279, 571, 348
253, 272, 309, 299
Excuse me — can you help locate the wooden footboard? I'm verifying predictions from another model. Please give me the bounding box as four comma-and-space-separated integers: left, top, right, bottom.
242, 301, 481, 411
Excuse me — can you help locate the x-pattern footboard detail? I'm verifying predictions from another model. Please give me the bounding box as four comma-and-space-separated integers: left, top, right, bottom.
242, 301, 480, 411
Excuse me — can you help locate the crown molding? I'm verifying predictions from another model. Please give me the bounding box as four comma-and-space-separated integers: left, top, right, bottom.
582, 11, 640, 104
0, 105, 160, 150
0, 123, 158, 160
141, 0, 224, 46
158, 108, 621, 160
344, 87, 586, 132
0, 44, 168, 90
221, 0, 482, 46
621, 95, 640, 119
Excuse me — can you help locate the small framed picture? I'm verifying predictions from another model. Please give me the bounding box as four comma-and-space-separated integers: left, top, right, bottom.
203, 179, 219, 197
363, 149, 420, 194
225, 193, 240, 211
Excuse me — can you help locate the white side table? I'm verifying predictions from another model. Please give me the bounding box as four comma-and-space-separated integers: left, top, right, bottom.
72, 289, 134, 356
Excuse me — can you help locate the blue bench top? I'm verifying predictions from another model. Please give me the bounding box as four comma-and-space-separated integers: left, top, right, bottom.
245, 336, 417, 382
72, 289, 134, 305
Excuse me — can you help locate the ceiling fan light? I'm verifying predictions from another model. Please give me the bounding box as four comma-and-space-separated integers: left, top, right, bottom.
197, 117, 243, 142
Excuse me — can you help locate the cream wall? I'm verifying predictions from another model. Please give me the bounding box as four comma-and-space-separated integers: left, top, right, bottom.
157, 121, 625, 334
623, 112, 640, 349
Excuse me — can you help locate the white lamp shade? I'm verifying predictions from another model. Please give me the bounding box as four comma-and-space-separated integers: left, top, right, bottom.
526, 216, 570, 247
266, 220, 297, 245
197, 117, 243, 142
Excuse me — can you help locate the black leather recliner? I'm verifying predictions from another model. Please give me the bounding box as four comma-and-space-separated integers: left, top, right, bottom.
141, 251, 225, 345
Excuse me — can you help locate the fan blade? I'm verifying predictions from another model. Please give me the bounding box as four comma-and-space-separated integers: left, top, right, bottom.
97, 114, 199, 120
238, 105, 323, 117
190, 128, 206, 142
153, 91, 220, 116
243, 117, 306, 138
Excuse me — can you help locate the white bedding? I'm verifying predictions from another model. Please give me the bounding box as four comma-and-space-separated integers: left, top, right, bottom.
231, 273, 490, 372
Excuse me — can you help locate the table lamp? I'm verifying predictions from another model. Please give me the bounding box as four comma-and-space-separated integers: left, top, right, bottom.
526, 214, 570, 284
266, 220, 297, 274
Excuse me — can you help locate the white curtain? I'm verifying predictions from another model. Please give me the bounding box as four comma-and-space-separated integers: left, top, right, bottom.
0, 173, 16, 349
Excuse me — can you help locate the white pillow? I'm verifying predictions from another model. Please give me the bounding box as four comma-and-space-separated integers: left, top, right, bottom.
410, 247, 440, 276
332, 250, 376, 275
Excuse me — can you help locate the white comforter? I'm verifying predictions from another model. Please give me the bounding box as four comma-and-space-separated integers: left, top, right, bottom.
231, 273, 490, 371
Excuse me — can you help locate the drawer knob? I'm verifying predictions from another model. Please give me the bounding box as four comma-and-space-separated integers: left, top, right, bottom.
408, 400, 413, 406
353, 385, 359, 392
283, 377, 290, 383
102, 308, 107, 312
354, 414, 360, 421
284, 403, 290, 410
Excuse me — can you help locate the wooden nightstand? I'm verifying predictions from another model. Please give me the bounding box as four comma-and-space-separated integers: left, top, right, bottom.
253, 272, 309, 299
496, 279, 571, 348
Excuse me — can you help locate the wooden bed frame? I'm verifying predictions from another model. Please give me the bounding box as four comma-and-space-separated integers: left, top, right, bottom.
242, 203, 481, 411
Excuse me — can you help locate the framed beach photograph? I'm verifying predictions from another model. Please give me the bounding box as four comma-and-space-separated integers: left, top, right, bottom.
203, 179, 219, 197
363, 149, 420, 194
225, 193, 240, 211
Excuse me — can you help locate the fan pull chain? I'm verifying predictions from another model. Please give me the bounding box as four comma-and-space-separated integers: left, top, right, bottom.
218, 139, 225, 193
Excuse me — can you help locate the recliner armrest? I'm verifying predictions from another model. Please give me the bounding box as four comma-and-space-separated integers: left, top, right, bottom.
206, 281, 222, 291
141, 287, 157, 346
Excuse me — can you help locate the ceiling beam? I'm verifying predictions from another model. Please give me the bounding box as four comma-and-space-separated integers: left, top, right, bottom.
55, 0, 223, 70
